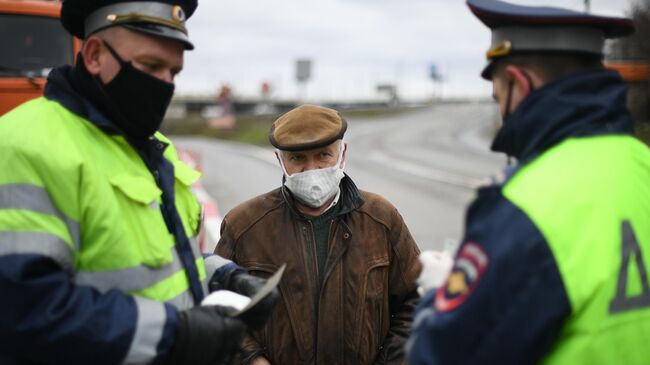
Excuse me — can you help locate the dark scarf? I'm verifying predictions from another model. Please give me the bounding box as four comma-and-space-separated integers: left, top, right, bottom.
45, 61, 121, 135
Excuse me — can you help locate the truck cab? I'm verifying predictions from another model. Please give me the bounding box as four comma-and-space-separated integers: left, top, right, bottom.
0, 0, 80, 116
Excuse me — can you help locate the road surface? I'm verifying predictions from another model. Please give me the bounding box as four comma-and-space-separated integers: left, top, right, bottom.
173, 102, 507, 251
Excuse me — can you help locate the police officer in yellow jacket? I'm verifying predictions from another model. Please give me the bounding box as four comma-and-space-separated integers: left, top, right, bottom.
409, 0, 650, 364
0, 1, 278, 364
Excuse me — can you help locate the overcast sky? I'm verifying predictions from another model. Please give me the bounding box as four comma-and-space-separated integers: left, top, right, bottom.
176, 0, 633, 101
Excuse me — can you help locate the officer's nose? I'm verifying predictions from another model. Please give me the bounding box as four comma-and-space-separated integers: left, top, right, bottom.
160, 70, 174, 84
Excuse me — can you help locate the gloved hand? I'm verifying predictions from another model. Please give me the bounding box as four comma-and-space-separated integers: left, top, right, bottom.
417, 250, 454, 296
228, 272, 280, 330
162, 305, 247, 365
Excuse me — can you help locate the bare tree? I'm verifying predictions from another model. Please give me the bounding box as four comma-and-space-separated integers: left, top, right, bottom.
611, 0, 650, 60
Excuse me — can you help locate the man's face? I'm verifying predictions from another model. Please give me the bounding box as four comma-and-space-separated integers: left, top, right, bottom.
91, 27, 184, 84
280, 142, 344, 176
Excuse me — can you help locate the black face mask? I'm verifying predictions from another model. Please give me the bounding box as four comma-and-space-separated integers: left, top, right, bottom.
493, 71, 537, 163
502, 79, 515, 121
100, 41, 175, 140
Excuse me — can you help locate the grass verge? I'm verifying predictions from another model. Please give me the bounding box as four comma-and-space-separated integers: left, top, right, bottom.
162, 114, 275, 146
162, 107, 424, 146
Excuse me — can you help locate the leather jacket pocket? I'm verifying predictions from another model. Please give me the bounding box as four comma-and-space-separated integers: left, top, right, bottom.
357, 258, 390, 364
375, 292, 386, 364
246, 266, 276, 360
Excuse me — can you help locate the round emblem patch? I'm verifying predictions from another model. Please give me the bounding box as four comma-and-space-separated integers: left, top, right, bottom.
172, 5, 186, 22
435, 242, 489, 312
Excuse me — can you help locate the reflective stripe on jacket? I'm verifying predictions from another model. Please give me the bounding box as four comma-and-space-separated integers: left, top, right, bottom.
0, 96, 212, 364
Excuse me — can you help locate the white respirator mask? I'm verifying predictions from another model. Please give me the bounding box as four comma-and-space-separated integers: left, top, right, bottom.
279, 144, 345, 208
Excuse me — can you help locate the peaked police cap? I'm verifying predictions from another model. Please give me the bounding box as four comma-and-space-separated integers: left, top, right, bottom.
61, 0, 198, 49
467, 0, 635, 79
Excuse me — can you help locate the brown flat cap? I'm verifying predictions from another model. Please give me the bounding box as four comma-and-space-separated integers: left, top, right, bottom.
269, 104, 347, 151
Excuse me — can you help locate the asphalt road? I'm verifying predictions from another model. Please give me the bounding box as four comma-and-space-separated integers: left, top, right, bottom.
173, 102, 507, 251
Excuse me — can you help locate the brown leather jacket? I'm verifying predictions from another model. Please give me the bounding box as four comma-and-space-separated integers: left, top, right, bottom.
215, 176, 421, 365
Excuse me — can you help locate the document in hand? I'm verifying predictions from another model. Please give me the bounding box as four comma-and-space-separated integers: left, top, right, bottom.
201, 264, 286, 317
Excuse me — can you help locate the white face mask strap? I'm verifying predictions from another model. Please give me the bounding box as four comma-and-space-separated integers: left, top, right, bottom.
337, 140, 346, 170
276, 150, 291, 177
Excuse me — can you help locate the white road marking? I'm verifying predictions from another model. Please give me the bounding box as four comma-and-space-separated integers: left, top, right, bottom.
370, 151, 485, 189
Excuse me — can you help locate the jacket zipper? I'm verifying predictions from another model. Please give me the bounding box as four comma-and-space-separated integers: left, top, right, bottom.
315, 219, 341, 363
308, 220, 320, 286
306, 220, 320, 363
321, 219, 336, 285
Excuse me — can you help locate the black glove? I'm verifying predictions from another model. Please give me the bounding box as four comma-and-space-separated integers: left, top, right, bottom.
226, 271, 280, 330
162, 305, 246, 365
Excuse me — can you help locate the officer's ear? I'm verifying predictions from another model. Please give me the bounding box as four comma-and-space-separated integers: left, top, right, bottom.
81, 36, 105, 76
504, 65, 534, 98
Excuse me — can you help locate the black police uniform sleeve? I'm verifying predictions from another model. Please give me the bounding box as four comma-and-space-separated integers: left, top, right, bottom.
408, 185, 571, 365
0, 255, 178, 364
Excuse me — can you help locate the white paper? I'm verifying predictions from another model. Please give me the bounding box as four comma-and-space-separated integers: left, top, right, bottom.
201, 290, 251, 311
417, 250, 454, 295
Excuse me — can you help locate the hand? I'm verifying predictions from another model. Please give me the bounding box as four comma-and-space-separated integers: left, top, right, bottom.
162, 305, 247, 365
229, 272, 280, 330
417, 250, 454, 295
250, 356, 272, 365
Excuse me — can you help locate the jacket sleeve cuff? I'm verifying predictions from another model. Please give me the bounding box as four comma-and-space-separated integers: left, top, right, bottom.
122, 297, 176, 364
207, 259, 247, 292
203, 254, 236, 279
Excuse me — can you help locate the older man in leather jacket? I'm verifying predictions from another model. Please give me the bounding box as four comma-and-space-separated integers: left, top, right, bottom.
216, 104, 421, 365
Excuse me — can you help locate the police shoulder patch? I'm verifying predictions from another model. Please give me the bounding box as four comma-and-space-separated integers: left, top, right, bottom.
435, 242, 489, 312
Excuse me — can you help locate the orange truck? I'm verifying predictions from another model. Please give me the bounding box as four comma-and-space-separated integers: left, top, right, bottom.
607, 62, 650, 82
0, 0, 80, 116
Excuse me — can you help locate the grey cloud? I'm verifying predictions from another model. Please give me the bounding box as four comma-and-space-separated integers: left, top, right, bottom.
176, 0, 632, 99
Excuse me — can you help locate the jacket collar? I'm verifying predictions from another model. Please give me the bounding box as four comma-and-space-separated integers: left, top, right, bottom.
281, 174, 365, 219
491, 69, 634, 162
44, 64, 122, 135
44, 64, 167, 159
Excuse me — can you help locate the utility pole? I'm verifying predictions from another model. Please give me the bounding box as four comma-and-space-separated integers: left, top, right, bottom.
584, 0, 590, 13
